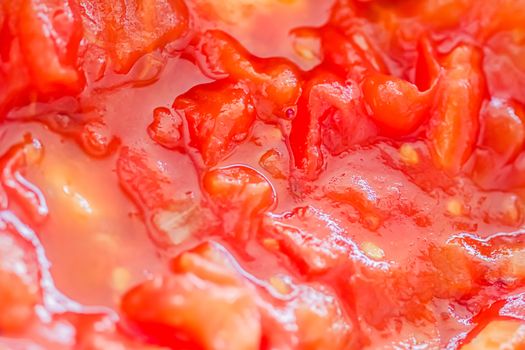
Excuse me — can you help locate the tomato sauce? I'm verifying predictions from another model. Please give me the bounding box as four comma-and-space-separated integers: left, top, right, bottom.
1, 0, 525, 349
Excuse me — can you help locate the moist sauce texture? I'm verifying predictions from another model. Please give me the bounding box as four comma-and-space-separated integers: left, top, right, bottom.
1, 0, 525, 349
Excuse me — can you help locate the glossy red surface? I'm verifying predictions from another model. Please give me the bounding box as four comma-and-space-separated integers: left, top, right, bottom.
1, 0, 525, 349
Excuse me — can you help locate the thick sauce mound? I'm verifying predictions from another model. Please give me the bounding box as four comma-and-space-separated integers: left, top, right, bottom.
1, 0, 525, 349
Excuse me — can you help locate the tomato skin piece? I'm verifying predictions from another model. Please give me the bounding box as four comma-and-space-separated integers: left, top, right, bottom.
174, 80, 255, 166
121, 242, 261, 350
203, 165, 275, 239
362, 73, 433, 136
427, 45, 485, 174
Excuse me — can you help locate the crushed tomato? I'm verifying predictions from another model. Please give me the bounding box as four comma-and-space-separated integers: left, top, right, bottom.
0, 0, 525, 349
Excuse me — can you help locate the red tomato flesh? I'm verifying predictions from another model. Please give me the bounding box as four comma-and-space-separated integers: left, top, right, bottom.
0, 0, 524, 349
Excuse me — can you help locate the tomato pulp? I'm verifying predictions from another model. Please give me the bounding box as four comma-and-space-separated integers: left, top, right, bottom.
0, 0, 525, 349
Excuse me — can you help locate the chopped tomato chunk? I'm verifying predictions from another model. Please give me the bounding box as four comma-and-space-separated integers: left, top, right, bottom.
79, 0, 189, 73
117, 147, 208, 245
122, 242, 261, 350
17, 0, 84, 92
0, 270, 38, 333
174, 81, 255, 166
428, 45, 485, 174
80, 120, 119, 157
362, 73, 433, 136
415, 36, 441, 92
320, 26, 387, 79
147, 107, 184, 151
0, 226, 40, 333
462, 320, 525, 350
0, 0, 84, 110
117, 147, 173, 211
259, 149, 287, 180
0, 0, 525, 349
260, 283, 358, 349
262, 206, 352, 274
203, 165, 275, 238
197, 30, 301, 118
289, 71, 375, 179
480, 98, 525, 163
